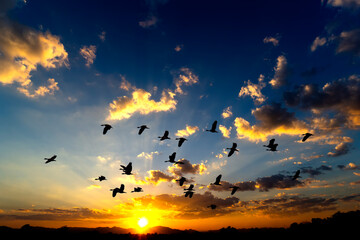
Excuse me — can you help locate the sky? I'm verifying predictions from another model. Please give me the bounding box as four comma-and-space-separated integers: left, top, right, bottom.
0, 0, 360, 232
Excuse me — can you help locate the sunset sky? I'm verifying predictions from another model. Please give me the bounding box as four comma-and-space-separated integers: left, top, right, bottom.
1, 0, 360, 231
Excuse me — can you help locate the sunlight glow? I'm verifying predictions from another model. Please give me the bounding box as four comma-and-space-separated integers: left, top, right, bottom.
138, 217, 149, 228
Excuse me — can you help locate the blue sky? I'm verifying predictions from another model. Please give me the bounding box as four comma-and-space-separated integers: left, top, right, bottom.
0, 0, 360, 230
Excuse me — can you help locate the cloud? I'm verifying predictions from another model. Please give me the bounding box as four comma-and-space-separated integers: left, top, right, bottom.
300, 165, 332, 177
175, 125, 199, 137
139, 15, 158, 28
137, 151, 160, 160
269, 55, 291, 88
327, 0, 360, 8
107, 88, 177, 120
284, 75, 360, 129
138, 170, 176, 185
255, 174, 304, 192
79, 45, 96, 67
239, 74, 267, 104
207, 180, 257, 192
336, 28, 360, 56
234, 103, 308, 142
311, 36, 327, 52
129, 191, 239, 219
263, 36, 280, 46
221, 106, 233, 119
98, 31, 106, 42
327, 142, 351, 157
338, 162, 360, 170
0, 19, 68, 96
167, 159, 207, 177
219, 124, 232, 138
173, 67, 199, 95
174, 44, 183, 52
16, 78, 59, 98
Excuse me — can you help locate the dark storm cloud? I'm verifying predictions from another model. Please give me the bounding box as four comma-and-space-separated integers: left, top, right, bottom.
255, 174, 303, 192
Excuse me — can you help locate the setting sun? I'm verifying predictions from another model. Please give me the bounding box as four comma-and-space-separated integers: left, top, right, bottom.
138, 217, 149, 228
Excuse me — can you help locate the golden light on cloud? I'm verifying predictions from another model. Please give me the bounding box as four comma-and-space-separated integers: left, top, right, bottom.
175, 125, 199, 137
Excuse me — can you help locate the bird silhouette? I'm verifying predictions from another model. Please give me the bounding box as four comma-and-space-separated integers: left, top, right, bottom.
120, 162, 132, 175
226, 142, 239, 157
131, 187, 143, 193
138, 125, 149, 135
44, 155, 57, 164
95, 175, 107, 181
184, 190, 194, 198
207, 204, 217, 210
229, 186, 239, 195
110, 184, 126, 197
263, 138, 278, 151
211, 174, 222, 185
175, 137, 187, 147
101, 124, 112, 135
158, 130, 171, 141
176, 177, 186, 186
206, 120, 218, 133
184, 184, 194, 191
302, 133, 313, 142
292, 170, 301, 180
165, 152, 184, 165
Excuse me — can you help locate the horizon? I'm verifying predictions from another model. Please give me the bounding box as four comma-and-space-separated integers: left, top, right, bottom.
1, 0, 360, 233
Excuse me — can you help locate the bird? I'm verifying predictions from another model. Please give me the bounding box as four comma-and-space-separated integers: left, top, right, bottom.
95, 175, 107, 181
158, 130, 171, 141
101, 124, 112, 135
292, 170, 301, 181
110, 184, 126, 197
184, 190, 194, 198
165, 152, 184, 165
131, 187, 143, 193
206, 120, 218, 133
226, 142, 239, 157
184, 184, 194, 191
207, 204, 217, 210
137, 125, 149, 135
176, 177, 186, 186
263, 138, 278, 151
175, 137, 187, 147
120, 162, 132, 175
44, 155, 57, 164
302, 133, 313, 142
211, 174, 222, 185
229, 186, 239, 195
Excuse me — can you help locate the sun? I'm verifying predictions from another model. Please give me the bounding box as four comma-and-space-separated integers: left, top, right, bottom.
137, 217, 149, 228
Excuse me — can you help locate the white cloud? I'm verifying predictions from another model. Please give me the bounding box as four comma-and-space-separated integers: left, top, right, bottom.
174, 67, 199, 95
269, 55, 290, 88
137, 151, 160, 160
222, 106, 233, 119
239, 74, 267, 104
219, 124, 232, 138
175, 125, 199, 137
17, 78, 59, 98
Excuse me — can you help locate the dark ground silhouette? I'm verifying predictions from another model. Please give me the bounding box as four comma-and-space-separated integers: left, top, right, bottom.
1, 210, 359, 239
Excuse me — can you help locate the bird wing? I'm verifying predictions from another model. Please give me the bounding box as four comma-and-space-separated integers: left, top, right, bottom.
269, 139, 275, 145
232, 143, 237, 148
212, 121, 218, 130
164, 130, 169, 137
216, 174, 222, 183
112, 188, 119, 197
120, 184, 125, 192
302, 134, 312, 142
228, 149, 235, 157
178, 138, 185, 147
138, 127, 145, 135
103, 126, 109, 135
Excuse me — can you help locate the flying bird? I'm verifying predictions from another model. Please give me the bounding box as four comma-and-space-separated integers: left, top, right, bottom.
131, 187, 143, 193
184, 184, 194, 191
110, 184, 126, 197
95, 175, 107, 181
120, 162, 133, 175
184, 190, 194, 198
175, 137, 187, 147
165, 152, 184, 165
226, 142, 239, 157
263, 138, 278, 151
292, 170, 301, 181
211, 174, 222, 185
137, 125, 149, 135
158, 130, 171, 141
44, 155, 57, 164
176, 177, 186, 186
207, 204, 217, 210
302, 133, 313, 142
101, 124, 112, 135
206, 120, 218, 133
229, 186, 239, 195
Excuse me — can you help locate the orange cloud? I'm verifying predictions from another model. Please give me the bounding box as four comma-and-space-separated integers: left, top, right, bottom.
219, 124, 232, 138
79, 45, 96, 67
17, 78, 59, 98
175, 125, 199, 137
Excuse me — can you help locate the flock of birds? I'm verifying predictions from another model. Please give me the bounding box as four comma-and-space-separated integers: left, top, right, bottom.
43, 121, 312, 210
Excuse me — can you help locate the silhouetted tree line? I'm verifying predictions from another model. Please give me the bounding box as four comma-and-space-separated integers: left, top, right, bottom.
1, 210, 359, 240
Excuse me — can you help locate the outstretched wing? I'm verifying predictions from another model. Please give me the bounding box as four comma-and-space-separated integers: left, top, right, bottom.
232, 143, 237, 149
212, 121, 218, 131
216, 174, 222, 183
120, 184, 125, 192
269, 139, 275, 146
228, 149, 235, 157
